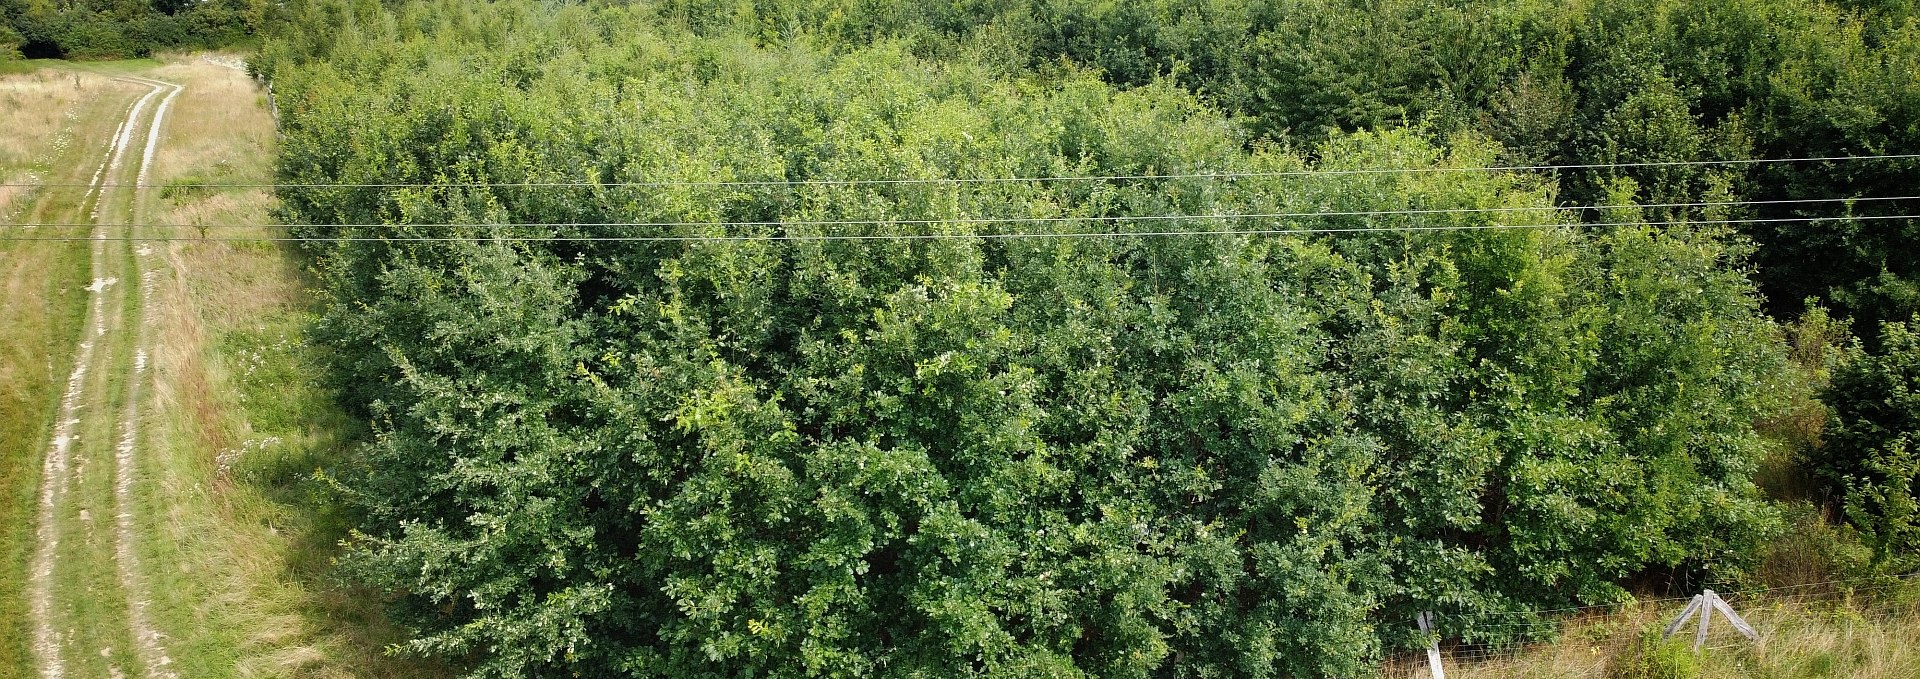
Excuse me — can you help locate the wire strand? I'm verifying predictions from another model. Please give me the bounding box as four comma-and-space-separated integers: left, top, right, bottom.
5, 153, 1918, 190
1461, 570, 1920, 624
5, 213, 1915, 243
9, 193, 1909, 231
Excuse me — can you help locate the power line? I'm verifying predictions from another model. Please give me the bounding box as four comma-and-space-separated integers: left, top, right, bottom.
6, 195, 1915, 232
4, 153, 1918, 190
6, 213, 1915, 243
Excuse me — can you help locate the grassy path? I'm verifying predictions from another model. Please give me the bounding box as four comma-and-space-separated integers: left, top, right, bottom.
112, 74, 187, 679
5, 57, 438, 679
26, 71, 176, 679
0, 65, 148, 679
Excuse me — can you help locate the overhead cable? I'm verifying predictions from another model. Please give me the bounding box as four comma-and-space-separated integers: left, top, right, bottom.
6, 194, 1915, 231
5, 213, 1915, 243
4, 153, 1918, 190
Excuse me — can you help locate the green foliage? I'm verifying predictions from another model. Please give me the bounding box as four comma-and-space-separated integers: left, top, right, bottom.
1757, 502, 1876, 587
0, 0, 259, 59
1825, 317, 1920, 566
1609, 628, 1703, 679
649, 0, 1920, 334
0, 22, 20, 60
261, 1, 1799, 675
1846, 436, 1920, 568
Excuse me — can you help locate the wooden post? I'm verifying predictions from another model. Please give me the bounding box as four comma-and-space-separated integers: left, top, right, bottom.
1694, 590, 1713, 651
1416, 611, 1446, 679
1707, 593, 1760, 641
1663, 590, 1761, 652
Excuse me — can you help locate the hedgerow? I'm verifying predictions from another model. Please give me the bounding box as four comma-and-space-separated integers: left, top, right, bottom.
264, 1, 1794, 675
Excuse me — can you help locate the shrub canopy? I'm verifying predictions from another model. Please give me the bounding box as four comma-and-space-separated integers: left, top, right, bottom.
261, 1, 1816, 676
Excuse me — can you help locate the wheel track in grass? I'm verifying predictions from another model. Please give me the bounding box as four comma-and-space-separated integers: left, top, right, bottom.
112, 74, 182, 679
28, 79, 158, 679
27, 73, 182, 679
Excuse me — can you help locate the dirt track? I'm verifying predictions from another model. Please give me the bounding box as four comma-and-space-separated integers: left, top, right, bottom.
27, 73, 182, 679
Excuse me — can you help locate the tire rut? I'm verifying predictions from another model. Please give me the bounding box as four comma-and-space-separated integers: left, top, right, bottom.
113, 75, 183, 679
29, 74, 182, 679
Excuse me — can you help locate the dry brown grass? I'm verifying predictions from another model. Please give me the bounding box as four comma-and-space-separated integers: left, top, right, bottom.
147, 58, 276, 186
0, 69, 123, 215
1381, 585, 1920, 679
144, 56, 278, 246
1383, 607, 1659, 679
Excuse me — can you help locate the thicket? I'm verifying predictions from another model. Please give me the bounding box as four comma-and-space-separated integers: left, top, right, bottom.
646, 0, 1920, 340
1826, 318, 1920, 568
0, 0, 270, 59
258, 1, 1818, 675
666, 0, 1920, 606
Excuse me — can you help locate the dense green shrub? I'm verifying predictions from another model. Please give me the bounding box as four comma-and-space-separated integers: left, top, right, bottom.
1825, 318, 1920, 566
651, 0, 1920, 335
0, 22, 20, 60
0, 0, 261, 59
264, 2, 1797, 675
651, 0, 1920, 581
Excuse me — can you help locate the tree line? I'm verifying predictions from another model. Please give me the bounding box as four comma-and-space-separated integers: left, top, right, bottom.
1, 0, 271, 60
252, 0, 1919, 676
652, 0, 1920, 340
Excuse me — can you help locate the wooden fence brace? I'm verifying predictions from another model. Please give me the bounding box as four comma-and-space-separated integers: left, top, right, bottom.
1695, 592, 1712, 651
1707, 592, 1761, 641
1663, 589, 1761, 652
1662, 594, 1706, 639
1415, 611, 1446, 679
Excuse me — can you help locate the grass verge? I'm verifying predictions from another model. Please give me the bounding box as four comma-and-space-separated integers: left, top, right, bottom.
1387, 581, 1920, 679
131, 53, 447, 678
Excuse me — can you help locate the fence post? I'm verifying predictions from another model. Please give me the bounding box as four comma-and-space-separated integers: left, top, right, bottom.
1694, 590, 1713, 651
1706, 592, 1761, 642
1416, 611, 1446, 679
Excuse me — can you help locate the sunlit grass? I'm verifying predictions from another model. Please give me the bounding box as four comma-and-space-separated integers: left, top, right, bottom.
1385, 586, 1920, 679
0, 68, 115, 217
0, 61, 146, 676
1386, 501, 1919, 678
131, 53, 449, 678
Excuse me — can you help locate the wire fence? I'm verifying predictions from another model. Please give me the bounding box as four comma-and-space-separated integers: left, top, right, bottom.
8, 154, 1916, 243
1379, 572, 1920, 678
